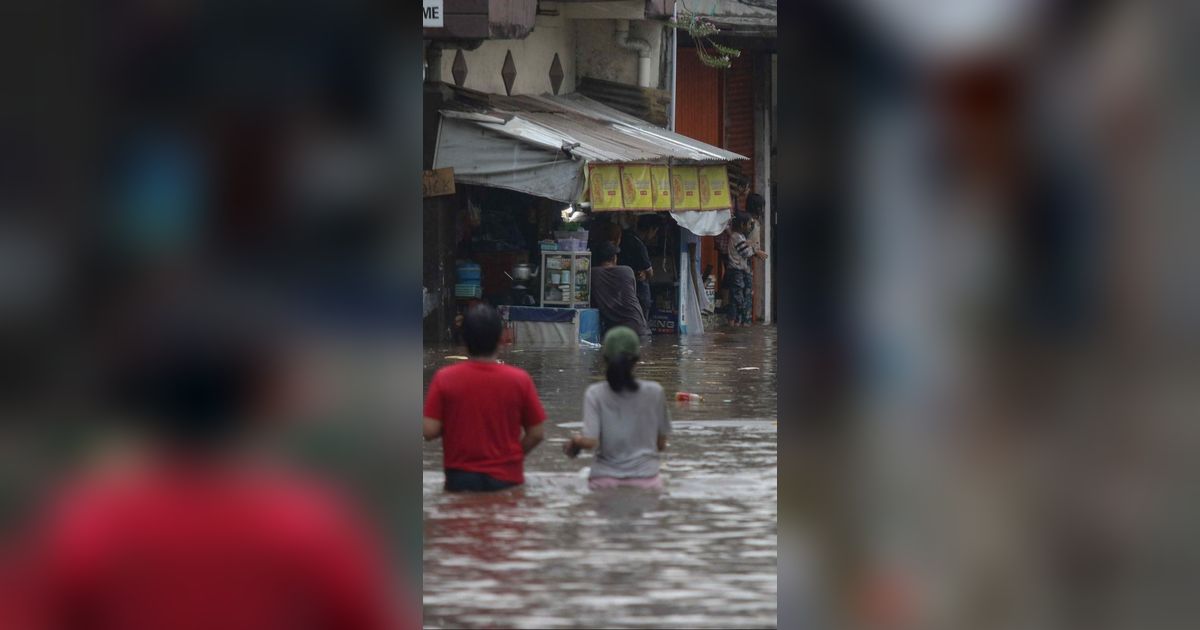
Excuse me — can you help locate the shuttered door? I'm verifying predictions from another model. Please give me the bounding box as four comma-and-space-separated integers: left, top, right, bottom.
675, 48, 722, 146
724, 54, 755, 207
675, 49, 724, 301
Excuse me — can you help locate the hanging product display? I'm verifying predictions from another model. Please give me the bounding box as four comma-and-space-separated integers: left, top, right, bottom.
620, 165, 654, 210
698, 165, 732, 210
588, 163, 730, 212
670, 166, 702, 210
589, 165, 624, 211
651, 166, 672, 209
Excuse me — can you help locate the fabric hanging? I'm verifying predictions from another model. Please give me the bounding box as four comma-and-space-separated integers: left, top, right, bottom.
669, 209, 731, 237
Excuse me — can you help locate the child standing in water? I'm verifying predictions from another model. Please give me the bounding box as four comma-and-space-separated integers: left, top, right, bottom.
727, 213, 755, 327
563, 326, 671, 490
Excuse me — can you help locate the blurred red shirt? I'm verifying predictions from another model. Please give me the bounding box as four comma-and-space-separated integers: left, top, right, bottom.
13, 461, 412, 630
423, 360, 546, 484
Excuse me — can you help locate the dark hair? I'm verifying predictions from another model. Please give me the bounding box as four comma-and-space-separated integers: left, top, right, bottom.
111, 309, 277, 451
604, 223, 622, 245
637, 214, 661, 231
463, 303, 502, 357
732, 213, 751, 233
605, 353, 640, 393
594, 241, 619, 263
745, 193, 765, 216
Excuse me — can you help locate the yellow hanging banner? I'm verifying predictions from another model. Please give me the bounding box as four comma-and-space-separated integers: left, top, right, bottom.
589, 164, 624, 211
670, 166, 701, 210
651, 166, 672, 209
698, 165, 732, 210
620, 165, 654, 210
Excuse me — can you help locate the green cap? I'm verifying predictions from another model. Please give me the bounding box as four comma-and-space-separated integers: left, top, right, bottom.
602, 326, 641, 361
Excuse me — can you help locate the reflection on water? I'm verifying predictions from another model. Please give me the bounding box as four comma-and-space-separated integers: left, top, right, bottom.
423, 328, 778, 628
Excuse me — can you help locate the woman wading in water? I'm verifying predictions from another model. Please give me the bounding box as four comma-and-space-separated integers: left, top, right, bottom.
563, 326, 671, 489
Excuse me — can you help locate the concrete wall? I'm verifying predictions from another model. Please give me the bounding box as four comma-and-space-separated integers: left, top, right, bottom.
428, 14, 672, 96
435, 13, 577, 96
576, 19, 670, 90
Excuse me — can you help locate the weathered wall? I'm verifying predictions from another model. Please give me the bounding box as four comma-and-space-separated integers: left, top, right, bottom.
435, 13, 576, 95
575, 19, 670, 90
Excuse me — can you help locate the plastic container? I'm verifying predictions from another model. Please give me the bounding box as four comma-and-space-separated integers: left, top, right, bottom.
555, 229, 588, 242
453, 283, 482, 299
675, 392, 703, 402
455, 262, 482, 285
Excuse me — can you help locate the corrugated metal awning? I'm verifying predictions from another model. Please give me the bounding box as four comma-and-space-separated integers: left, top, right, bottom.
439, 90, 747, 165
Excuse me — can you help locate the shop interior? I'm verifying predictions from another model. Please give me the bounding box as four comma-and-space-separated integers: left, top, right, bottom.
438, 185, 683, 341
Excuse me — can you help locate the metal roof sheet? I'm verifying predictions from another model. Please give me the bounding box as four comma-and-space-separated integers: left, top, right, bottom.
440, 90, 746, 165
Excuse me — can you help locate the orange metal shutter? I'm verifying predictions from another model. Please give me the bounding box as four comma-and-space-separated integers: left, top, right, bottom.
724, 54, 755, 206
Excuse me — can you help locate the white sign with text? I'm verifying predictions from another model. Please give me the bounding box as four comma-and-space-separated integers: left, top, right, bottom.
423, 0, 444, 28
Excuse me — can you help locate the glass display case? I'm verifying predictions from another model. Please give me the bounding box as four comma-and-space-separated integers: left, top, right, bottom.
540, 251, 591, 308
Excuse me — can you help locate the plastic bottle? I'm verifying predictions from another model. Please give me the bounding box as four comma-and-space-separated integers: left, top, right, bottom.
675, 392, 703, 402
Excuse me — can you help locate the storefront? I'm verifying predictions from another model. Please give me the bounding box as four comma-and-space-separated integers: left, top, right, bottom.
427, 88, 744, 343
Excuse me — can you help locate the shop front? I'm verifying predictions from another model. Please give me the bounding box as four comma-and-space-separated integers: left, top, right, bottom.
427, 88, 744, 344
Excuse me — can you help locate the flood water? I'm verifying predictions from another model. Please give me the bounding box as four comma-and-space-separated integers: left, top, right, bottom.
423, 326, 778, 629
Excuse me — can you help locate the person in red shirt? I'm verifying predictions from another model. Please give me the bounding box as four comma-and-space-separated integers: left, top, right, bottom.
8, 308, 414, 630
424, 304, 546, 492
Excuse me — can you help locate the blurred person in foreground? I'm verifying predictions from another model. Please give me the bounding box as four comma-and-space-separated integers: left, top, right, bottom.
423, 304, 546, 492
7, 308, 411, 630
590, 242, 651, 339
563, 327, 671, 490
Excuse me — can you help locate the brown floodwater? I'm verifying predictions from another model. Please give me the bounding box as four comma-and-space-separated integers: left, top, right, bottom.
423, 326, 778, 629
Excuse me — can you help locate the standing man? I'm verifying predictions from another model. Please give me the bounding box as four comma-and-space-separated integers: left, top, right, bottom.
423, 304, 546, 492
622, 215, 659, 318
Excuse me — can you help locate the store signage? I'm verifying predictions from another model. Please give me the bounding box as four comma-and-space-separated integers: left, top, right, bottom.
422, 167, 455, 197
620, 165, 654, 210
589, 163, 730, 211
589, 164, 624, 211
651, 166, 672, 210
422, 0, 444, 28
698, 165, 731, 210
670, 166, 701, 210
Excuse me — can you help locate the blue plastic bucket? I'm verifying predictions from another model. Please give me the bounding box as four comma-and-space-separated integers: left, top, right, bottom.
456, 262, 482, 284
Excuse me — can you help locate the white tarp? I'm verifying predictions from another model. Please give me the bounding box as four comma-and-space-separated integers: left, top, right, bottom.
670, 209, 731, 236
433, 117, 584, 202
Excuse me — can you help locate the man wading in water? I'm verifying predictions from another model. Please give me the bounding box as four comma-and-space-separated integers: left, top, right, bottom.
423, 304, 546, 492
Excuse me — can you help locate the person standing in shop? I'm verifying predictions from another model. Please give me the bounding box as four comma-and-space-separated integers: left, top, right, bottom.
620, 216, 659, 318
590, 241, 651, 339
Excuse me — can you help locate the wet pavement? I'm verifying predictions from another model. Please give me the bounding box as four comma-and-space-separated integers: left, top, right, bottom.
423, 326, 778, 629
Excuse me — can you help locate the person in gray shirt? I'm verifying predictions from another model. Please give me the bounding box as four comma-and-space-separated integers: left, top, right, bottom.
590, 241, 651, 339
563, 326, 671, 489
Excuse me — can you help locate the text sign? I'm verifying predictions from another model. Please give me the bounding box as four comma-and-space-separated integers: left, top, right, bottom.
423, 0, 444, 28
